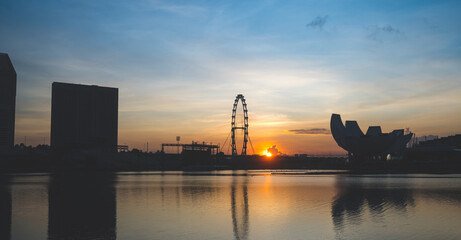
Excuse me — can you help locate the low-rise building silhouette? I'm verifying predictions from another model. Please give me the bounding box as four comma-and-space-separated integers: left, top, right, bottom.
51, 82, 118, 152
0, 53, 16, 153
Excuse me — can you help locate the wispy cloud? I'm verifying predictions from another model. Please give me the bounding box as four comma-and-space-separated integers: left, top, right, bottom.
306, 16, 328, 30
287, 128, 331, 135
367, 24, 402, 41
153, 5, 206, 17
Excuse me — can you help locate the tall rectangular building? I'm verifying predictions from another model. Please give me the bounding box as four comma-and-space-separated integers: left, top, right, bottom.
51, 82, 118, 152
0, 53, 16, 152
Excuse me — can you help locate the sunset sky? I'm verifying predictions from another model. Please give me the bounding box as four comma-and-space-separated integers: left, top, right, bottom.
1, 0, 461, 155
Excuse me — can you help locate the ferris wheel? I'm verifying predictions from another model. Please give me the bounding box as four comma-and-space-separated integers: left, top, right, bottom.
223, 94, 255, 155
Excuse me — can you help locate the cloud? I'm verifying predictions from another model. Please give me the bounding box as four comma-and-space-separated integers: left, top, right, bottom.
367, 24, 402, 41
267, 145, 283, 156
153, 5, 206, 17
287, 128, 331, 135
306, 16, 328, 30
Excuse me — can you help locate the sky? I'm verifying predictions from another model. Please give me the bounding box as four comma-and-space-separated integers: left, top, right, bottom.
1, 0, 461, 155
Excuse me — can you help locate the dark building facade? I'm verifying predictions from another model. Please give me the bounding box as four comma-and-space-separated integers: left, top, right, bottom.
0, 53, 17, 153
51, 82, 118, 152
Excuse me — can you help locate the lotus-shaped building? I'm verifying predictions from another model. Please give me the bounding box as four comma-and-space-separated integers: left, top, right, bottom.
330, 114, 413, 158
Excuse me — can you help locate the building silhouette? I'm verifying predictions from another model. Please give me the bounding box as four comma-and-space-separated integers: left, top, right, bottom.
50, 82, 118, 152
330, 113, 413, 163
0, 53, 16, 153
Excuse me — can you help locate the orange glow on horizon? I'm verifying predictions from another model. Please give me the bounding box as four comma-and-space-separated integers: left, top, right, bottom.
261, 147, 274, 158
260, 144, 281, 157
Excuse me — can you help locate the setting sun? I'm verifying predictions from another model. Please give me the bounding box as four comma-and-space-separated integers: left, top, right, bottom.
262, 150, 272, 157
260, 145, 282, 157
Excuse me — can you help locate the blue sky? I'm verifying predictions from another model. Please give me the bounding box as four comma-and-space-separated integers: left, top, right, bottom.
1, 0, 461, 154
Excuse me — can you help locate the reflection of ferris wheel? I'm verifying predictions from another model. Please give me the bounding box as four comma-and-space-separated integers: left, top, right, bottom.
224, 94, 254, 155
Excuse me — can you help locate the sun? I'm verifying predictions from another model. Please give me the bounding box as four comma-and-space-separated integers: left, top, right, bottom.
263, 150, 272, 157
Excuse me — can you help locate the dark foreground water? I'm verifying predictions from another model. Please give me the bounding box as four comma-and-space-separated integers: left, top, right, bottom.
1, 171, 461, 240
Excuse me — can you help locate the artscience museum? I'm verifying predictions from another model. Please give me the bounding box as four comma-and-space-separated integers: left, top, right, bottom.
330, 113, 413, 161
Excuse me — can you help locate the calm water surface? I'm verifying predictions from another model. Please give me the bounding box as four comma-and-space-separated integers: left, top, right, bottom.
1, 171, 461, 240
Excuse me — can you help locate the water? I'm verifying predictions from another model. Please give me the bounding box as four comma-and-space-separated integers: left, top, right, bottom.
2, 171, 461, 240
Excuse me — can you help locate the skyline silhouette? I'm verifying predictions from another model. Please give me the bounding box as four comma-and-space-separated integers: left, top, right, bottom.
2, 1, 461, 239
1, 1, 461, 155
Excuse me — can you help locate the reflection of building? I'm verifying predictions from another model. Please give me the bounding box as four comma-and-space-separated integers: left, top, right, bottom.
0, 176, 11, 240
330, 113, 413, 162
48, 173, 116, 240
231, 176, 249, 240
331, 178, 414, 233
51, 82, 118, 152
0, 53, 16, 152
